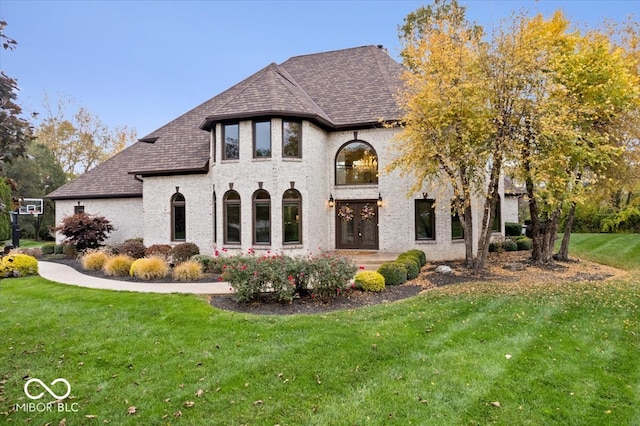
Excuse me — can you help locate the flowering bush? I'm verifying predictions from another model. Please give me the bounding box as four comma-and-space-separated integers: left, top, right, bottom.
222, 250, 357, 303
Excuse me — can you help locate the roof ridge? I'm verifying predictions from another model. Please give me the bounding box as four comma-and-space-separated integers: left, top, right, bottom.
272, 65, 334, 124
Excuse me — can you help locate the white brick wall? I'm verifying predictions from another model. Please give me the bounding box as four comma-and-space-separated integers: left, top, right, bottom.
54, 198, 143, 245
59, 119, 505, 262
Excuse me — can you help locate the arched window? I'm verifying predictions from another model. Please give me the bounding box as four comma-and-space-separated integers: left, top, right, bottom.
335, 141, 378, 185
171, 193, 186, 241
224, 190, 241, 244
212, 191, 217, 244
283, 189, 302, 244
253, 190, 271, 245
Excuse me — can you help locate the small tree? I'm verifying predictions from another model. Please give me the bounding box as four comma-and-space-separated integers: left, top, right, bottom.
55, 212, 114, 251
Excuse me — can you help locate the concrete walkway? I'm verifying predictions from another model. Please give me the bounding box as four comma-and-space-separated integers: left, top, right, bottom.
38, 261, 233, 295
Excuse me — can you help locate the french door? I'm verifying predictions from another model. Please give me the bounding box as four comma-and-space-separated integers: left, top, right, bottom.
335, 200, 379, 250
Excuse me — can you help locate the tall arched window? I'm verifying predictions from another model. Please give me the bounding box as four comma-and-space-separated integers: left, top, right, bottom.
283, 189, 302, 244
224, 190, 241, 244
171, 193, 186, 241
335, 141, 378, 185
253, 189, 271, 245
212, 191, 217, 244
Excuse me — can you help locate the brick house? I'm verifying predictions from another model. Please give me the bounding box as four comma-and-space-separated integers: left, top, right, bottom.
47, 45, 504, 261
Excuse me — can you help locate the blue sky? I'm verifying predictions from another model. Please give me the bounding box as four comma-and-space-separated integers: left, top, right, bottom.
1, 0, 638, 138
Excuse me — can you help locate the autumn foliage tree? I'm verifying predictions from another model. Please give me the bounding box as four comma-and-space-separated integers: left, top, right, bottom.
36, 95, 136, 179
392, 0, 640, 269
55, 212, 115, 251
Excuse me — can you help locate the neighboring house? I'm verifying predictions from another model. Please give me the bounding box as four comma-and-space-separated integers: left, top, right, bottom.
46, 45, 505, 261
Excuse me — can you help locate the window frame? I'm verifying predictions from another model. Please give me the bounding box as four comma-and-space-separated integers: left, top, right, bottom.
335, 140, 379, 185
171, 193, 186, 242
253, 120, 272, 159
282, 189, 302, 244
282, 120, 302, 158
415, 199, 436, 241
252, 189, 271, 245
223, 190, 241, 245
222, 122, 240, 160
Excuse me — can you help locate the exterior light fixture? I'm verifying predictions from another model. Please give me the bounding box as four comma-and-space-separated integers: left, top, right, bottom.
377, 193, 383, 207
328, 194, 335, 208
175, 186, 180, 193
422, 192, 428, 199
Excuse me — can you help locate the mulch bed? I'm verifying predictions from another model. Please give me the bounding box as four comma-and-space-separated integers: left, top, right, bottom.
41, 251, 626, 315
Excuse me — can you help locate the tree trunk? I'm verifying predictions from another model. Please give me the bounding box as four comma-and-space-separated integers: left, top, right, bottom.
462, 203, 474, 268
557, 202, 576, 260
541, 208, 561, 263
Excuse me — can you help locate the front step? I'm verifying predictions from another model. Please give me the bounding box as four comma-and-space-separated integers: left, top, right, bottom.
336, 251, 402, 271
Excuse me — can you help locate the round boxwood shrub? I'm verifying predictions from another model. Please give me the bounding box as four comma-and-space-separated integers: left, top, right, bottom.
377, 262, 407, 286
170, 242, 200, 264
488, 241, 504, 253
355, 271, 385, 292
516, 237, 533, 251
395, 256, 420, 280
405, 249, 426, 267
41, 243, 56, 255
505, 222, 522, 237
54, 244, 65, 255
0, 253, 38, 277
503, 240, 518, 252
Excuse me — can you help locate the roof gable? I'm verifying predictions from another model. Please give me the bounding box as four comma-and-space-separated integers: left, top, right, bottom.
47, 45, 406, 199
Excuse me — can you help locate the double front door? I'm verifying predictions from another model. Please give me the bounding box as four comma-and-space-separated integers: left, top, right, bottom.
336, 200, 379, 250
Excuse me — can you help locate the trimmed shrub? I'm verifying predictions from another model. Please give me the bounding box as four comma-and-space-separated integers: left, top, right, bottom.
81, 250, 110, 271
170, 242, 200, 264
118, 239, 147, 259
516, 237, 533, 251
54, 244, 65, 255
355, 271, 385, 292
396, 256, 420, 280
488, 241, 504, 253
405, 249, 427, 267
103, 254, 135, 277
145, 244, 172, 258
130, 257, 170, 280
63, 244, 77, 259
377, 262, 407, 286
42, 243, 56, 255
0, 253, 38, 277
173, 260, 203, 281
505, 222, 522, 237
503, 240, 518, 252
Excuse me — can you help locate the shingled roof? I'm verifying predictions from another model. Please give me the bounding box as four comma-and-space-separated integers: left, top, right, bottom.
47, 45, 405, 200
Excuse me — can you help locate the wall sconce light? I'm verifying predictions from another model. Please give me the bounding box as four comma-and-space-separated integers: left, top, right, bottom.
175, 186, 180, 193
77, 201, 81, 206
422, 192, 428, 199
377, 193, 383, 207
328, 194, 335, 208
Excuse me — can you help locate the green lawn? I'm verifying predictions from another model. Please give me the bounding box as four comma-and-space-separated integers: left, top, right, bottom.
0, 234, 639, 425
